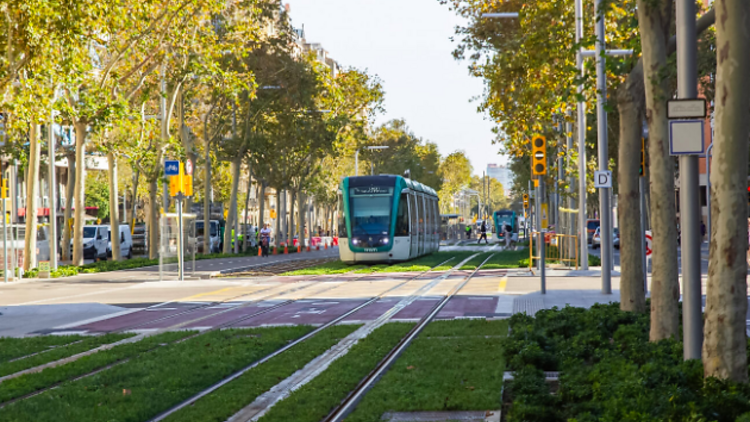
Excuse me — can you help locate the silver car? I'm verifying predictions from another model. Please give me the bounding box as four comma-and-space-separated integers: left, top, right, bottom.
592, 227, 620, 249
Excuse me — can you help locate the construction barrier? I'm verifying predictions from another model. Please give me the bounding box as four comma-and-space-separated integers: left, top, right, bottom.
529, 232, 579, 270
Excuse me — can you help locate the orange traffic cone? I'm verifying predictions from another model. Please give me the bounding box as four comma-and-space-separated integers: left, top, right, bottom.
324, 241, 328, 250
258, 246, 262, 256
273, 246, 278, 255
297, 245, 301, 253
306, 245, 311, 252
284, 244, 288, 254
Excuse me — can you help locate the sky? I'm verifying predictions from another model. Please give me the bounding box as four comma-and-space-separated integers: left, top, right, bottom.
288, 0, 507, 176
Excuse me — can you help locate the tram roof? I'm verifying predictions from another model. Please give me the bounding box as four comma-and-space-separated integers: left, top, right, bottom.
403, 177, 438, 197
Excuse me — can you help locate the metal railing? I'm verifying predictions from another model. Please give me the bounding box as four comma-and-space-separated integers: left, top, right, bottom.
529, 232, 579, 270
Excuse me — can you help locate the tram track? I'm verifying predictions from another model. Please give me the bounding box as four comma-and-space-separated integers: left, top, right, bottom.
0, 256, 461, 410
322, 253, 496, 422
146, 255, 464, 422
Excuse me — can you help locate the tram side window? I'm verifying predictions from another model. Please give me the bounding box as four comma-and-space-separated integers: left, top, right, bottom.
419, 195, 426, 234
395, 193, 409, 236
408, 193, 418, 235
337, 192, 348, 238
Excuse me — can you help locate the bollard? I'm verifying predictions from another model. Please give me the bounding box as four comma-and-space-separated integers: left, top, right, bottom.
284, 244, 288, 254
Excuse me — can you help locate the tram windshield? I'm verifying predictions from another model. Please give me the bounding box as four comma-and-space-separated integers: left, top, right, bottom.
349, 185, 394, 236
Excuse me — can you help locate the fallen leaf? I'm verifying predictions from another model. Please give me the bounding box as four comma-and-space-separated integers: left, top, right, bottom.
123, 389, 131, 396
406, 365, 415, 370
466, 386, 475, 390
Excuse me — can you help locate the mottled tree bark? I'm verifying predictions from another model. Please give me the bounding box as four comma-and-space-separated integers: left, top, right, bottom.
703, 0, 750, 383
107, 151, 121, 261
617, 73, 646, 313
61, 151, 75, 262
636, 0, 680, 341
23, 124, 40, 271
223, 158, 241, 254
72, 121, 87, 266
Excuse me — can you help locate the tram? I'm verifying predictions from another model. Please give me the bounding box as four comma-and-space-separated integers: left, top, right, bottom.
338, 175, 440, 264
493, 209, 519, 242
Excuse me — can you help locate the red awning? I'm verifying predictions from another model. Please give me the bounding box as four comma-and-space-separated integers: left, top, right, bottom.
18, 208, 50, 217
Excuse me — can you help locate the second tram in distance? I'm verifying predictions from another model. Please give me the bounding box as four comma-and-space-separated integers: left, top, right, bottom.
338, 175, 440, 264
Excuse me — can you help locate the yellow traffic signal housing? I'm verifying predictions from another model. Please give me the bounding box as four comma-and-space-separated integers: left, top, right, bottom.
523, 193, 529, 209
531, 135, 546, 175
0, 179, 8, 200
270, 209, 277, 219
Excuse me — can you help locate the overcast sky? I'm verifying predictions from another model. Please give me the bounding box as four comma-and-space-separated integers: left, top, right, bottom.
288, 0, 507, 176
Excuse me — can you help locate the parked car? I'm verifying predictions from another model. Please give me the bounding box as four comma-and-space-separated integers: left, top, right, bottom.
586, 219, 600, 244
70, 225, 109, 260
592, 227, 620, 249
194, 220, 221, 253
106, 224, 133, 259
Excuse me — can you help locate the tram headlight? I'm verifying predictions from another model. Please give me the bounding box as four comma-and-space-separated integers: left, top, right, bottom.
352, 238, 359, 245
381, 238, 389, 245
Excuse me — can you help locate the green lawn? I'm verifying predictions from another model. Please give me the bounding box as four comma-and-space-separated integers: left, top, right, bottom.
480, 249, 529, 269
459, 252, 494, 270
0, 335, 88, 364
0, 326, 314, 421
0, 333, 134, 378
162, 324, 361, 422
345, 319, 509, 422
258, 323, 416, 422
281, 260, 366, 276
0, 331, 192, 404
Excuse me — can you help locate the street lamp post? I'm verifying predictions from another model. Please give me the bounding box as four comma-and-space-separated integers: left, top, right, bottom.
354, 146, 389, 176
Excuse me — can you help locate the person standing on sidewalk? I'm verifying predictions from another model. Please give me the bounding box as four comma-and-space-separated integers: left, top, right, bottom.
260, 224, 272, 257
478, 221, 488, 244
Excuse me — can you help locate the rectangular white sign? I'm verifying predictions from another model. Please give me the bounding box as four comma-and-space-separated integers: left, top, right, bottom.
668, 99, 707, 119
669, 120, 705, 155
594, 171, 612, 188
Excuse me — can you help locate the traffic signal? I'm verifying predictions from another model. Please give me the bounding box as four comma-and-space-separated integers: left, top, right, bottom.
523, 193, 529, 209
639, 138, 646, 176
0, 163, 6, 199
531, 135, 546, 175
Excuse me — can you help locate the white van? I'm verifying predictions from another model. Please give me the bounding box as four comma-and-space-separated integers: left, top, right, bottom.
107, 224, 133, 259
6, 224, 51, 263
70, 225, 109, 261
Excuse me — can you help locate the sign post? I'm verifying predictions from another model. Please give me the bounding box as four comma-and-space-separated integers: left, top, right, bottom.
165, 160, 193, 281
1, 165, 7, 283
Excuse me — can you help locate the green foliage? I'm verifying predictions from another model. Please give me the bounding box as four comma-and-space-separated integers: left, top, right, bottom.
282, 260, 365, 276
0, 336, 87, 364
504, 304, 750, 422
346, 320, 508, 422
482, 249, 529, 269
161, 324, 360, 422
84, 172, 110, 220
438, 151, 473, 214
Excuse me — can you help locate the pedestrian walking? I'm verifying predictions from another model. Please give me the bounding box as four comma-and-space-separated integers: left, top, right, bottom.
478, 221, 488, 244
260, 224, 272, 257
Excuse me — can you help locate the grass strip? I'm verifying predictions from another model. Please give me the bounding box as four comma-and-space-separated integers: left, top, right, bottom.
161, 324, 362, 422
256, 322, 415, 422
0, 333, 134, 378
0, 326, 315, 421
459, 252, 493, 270
345, 319, 508, 422
375, 252, 473, 273
480, 249, 529, 269
0, 335, 87, 364
0, 331, 192, 404
281, 260, 366, 276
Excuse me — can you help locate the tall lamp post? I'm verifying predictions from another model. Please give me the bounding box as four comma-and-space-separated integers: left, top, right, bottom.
354, 146, 389, 176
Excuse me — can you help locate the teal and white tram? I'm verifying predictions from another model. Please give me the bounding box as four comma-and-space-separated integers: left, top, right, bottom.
338, 175, 440, 264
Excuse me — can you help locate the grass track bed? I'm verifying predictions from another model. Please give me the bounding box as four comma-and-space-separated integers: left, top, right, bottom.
0, 333, 134, 378
459, 252, 493, 270
0, 331, 192, 404
345, 319, 508, 422
480, 249, 528, 269
0, 335, 88, 364
376, 252, 473, 273
0, 326, 315, 421
161, 324, 362, 422
282, 261, 366, 276
257, 322, 416, 422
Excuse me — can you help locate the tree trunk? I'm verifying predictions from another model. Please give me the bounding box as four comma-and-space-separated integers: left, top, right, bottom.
130, 169, 139, 228
274, 192, 281, 246
223, 157, 240, 254
299, 191, 309, 249
289, 189, 296, 247
148, 178, 158, 260
258, 181, 266, 230
636, 0, 680, 341
23, 124, 40, 271
72, 121, 87, 266
703, 0, 750, 383
203, 147, 211, 255
616, 71, 646, 313
62, 151, 75, 262
107, 151, 121, 261
243, 174, 252, 252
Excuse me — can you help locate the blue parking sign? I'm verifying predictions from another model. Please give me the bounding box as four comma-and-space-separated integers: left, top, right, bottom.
164, 160, 180, 176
